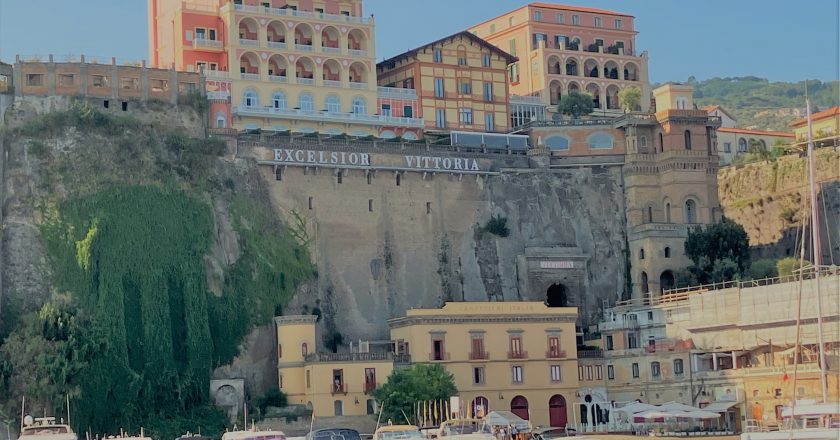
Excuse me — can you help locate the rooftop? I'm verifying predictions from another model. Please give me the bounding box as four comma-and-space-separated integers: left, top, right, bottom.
399, 301, 576, 317
377, 31, 517, 69
717, 127, 794, 138
791, 105, 840, 128
470, 2, 634, 30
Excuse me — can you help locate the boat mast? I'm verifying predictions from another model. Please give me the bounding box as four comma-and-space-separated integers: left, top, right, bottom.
805, 97, 828, 403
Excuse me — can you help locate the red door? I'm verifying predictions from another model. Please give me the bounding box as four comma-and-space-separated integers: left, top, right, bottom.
549, 395, 568, 427
511, 395, 529, 420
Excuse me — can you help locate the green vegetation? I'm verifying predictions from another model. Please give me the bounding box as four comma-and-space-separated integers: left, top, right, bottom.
776, 257, 813, 277
675, 219, 750, 287
256, 388, 288, 416
748, 258, 779, 279
372, 364, 457, 425
0, 103, 312, 439
618, 86, 642, 112
482, 215, 510, 237
681, 76, 838, 131
557, 91, 594, 118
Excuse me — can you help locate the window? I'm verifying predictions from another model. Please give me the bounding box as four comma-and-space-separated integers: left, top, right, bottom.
509, 336, 523, 358
120, 77, 139, 90
578, 366, 584, 381
426, 202, 431, 214
595, 365, 603, 380
433, 48, 443, 63
674, 359, 684, 375
659, 133, 665, 152
457, 47, 467, 65
352, 97, 366, 114
534, 10, 542, 21
196, 28, 206, 39
632, 363, 640, 378
545, 136, 570, 150
685, 199, 697, 224
91, 75, 108, 88
585, 365, 593, 381
640, 136, 647, 148
615, 19, 622, 29
473, 367, 486, 385
588, 132, 614, 149
639, 248, 645, 260
298, 93, 314, 111
647, 311, 653, 320
665, 247, 671, 258
185, 30, 193, 41
301, 342, 308, 357
364, 368, 376, 389
368, 199, 374, 212
432, 338, 446, 360
337, 171, 343, 184
532, 33, 548, 49
508, 39, 517, 56
482, 53, 491, 67
58, 74, 75, 87
738, 138, 747, 152
403, 105, 413, 118
508, 63, 520, 83
556, 14, 564, 23
548, 336, 561, 357
550, 365, 562, 382
459, 108, 473, 125
459, 80, 472, 94
607, 365, 615, 380
395, 173, 401, 186
594, 17, 602, 27
684, 130, 692, 149
272, 91, 287, 109
595, 38, 604, 47
366, 173, 372, 185
512, 366, 523, 383
628, 332, 637, 349
308, 196, 313, 210
651, 362, 661, 378
571, 15, 580, 25
483, 82, 493, 101
724, 142, 732, 153
306, 369, 311, 388
434, 77, 445, 98
485, 113, 495, 132
436, 108, 446, 128
244, 89, 258, 107
326, 95, 340, 112
606, 335, 613, 351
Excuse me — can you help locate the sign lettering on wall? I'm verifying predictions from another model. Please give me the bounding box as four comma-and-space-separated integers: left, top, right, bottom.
272, 149, 482, 173
540, 261, 575, 269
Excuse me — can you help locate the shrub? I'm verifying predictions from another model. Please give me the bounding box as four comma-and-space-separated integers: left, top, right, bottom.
748, 258, 778, 280
483, 215, 510, 237
257, 388, 288, 415
325, 331, 343, 353
776, 257, 812, 277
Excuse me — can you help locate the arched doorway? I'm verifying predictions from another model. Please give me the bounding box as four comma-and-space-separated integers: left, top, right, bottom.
510, 395, 529, 420
472, 396, 489, 418
660, 270, 675, 293
549, 395, 568, 427
546, 283, 568, 307
640, 271, 649, 294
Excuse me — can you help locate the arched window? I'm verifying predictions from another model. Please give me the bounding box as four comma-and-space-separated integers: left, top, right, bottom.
379, 130, 397, 139
685, 199, 696, 224
298, 93, 314, 111
640, 136, 647, 148
738, 138, 748, 153
325, 95, 341, 113
215, 112, 227, 128
243, 89, 259, 107
352, 97, 367, 114
403, 131, 418, 141
545, 135, 570, 150
665, 202, 672, 223
664, 247, 671, 258
658, 133, 664, 152
301, 342, 308, 357
587, 132, 614, 149
272, 91, 287, 109
639, 248, 645, 260
673, 359, 684, 375
684, 130, 692, 150
641, 271, 649, 294
647, 206, 654, 223
651, 361, 661, 377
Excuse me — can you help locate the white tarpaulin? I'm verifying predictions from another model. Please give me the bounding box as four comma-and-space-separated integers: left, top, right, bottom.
484, 411, 529, 431
617, 403, 657, 414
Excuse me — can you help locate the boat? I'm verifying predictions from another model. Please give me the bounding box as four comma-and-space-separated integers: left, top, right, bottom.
223, 429, 287, 440
17, 417, 76, 440
305, 428, 361, 440
373, 425, 424, 440
434, 419, 494, 440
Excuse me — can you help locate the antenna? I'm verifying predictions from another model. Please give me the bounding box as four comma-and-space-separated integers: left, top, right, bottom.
243, 402, 247, 433
66, 395, 71, 428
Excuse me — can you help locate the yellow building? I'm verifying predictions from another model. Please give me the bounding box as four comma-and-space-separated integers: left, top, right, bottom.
376, 31, 515, 133
388, 302, 579, 428
792, 105, 839, 148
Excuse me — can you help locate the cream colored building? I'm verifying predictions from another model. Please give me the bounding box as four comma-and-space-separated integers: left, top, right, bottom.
716, 128, 794, 166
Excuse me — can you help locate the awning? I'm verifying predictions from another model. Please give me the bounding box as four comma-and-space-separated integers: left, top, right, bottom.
702, 401, 739, 412
484, 411, 529, 430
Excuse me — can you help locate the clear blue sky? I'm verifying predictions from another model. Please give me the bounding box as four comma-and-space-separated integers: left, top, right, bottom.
1, 0, 838, 84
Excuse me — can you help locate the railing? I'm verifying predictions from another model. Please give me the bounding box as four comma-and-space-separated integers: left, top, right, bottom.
240, 72, 260, 80
323, 79, 342, 88
269, 75, 287, 83
232, 3, 371, 24
507, 350, 528, 360
469, 351, 489, 360
349, 82, 368, 89
510, 95, 543, 105
519, 118, 614, 129
239, 38, 259, 46
364, 382, 377, 395
599, 319, 640, 331
295, 44, 314, 51
578, 349, 604, 359
206, 91, 230, 100
322, 46, 341, 54
429, 352, 450, 361
546, 349, 567, 359
331, 383, 348, 395
193, 38, 223, 49
233, 105, 425, 127
305, 352, 396, 362
349, 49, 368, 57
203, 70, 229, 79
377, 86, 417, 99
630, 222, 688, 236
296, 77, 315, 85
267, 41, 287, 49
662, 265, 835, 296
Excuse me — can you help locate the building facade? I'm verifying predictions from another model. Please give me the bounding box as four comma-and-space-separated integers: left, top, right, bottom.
716, 128, 794, 166
469, 3, 650, 115
376, 31, 515, 134
792, 105, 839, 149
148, 0, 423, 136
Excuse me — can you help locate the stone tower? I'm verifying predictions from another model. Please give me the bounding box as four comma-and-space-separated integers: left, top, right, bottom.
617, 83, 722, 299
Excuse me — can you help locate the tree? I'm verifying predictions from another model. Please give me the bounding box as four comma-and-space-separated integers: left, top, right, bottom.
748, 258, 778, 280
557, 91, 594, 118
776, 257, 812, 278
618, 86, 642, 112
372, 364, 457, 425
685, 218, 751, 275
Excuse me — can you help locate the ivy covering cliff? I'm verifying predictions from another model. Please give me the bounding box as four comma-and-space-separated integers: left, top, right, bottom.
0, 100, 312, 438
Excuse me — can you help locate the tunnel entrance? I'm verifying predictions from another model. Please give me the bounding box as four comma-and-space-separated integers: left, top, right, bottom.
546, 283, 568, 307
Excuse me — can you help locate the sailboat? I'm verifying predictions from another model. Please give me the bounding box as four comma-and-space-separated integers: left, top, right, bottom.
740, 99, 840, 440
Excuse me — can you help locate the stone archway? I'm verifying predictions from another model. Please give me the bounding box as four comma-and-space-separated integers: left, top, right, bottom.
660, 270, 675, 293
549, 394, 568, 427
546, 283, 568, 307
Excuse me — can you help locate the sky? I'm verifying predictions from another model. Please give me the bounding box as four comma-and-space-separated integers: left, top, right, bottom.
1, 0, 838, 84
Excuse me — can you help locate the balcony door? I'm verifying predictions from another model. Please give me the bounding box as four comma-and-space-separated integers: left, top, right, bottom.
471, 336, 485, 358
332, 369, 344, 392
433, 339, 445, 361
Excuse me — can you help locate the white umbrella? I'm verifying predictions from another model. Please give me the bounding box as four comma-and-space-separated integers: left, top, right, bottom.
660, 402, 700, 412
636, 410, 678, 419
618, 403, 657, 415
681, 410, 721, 419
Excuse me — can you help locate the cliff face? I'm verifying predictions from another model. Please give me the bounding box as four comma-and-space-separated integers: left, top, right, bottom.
717, 149, 840, 264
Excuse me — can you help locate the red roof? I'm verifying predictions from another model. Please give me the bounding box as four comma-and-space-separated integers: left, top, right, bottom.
529, 2, 634, 17
791, 106, 840, 128
717, 127, 794, 138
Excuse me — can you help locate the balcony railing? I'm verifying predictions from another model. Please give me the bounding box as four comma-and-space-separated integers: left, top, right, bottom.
429, 352, 450, 361
331, 383, 348, 395
323, 79, 342, 88
296, 77, 315, 85
378, 86, 417, 99
546, 349, 567, 359
240, 38, 259, 46
240, 72, 260, 81
364, 382, 377, 395
578, 349, 604, 359
349, 49, 368, 57
269, 75, 287, 83
193, 38, 223, 49
233, 105, 425, 127
207, 91, 230, 100
231, 3, 372, 24
322, 46, 341, 54
469, 351, 489, 360
349, 82, 368, 89
305, 352, 398, 362
507, 350, 528, 360
267, 41, 287, 49
295, 44, 314, 51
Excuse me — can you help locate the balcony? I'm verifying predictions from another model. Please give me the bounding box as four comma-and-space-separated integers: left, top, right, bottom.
364, 382, 377, 395
349, 82, 368, 89
600, 319, 640, 331
429, 352, 450, 361
578, 349, 604, 359
192, 38, 223, 50
296, 77, 315, 85
240, 73, 260, 81
269, 75, 287, 83
203, 70, 229, 80
349, 49, 368, 57
507, 350, 528, 360
207, 91, 230, 100
377, 86, 417, 99
322, 46, 341, 54
267, 41, 287, 49
323, 79, 342, 88
546, 349, 567, 359
331, 383, 348, 395
233, 105, 425, 128
305, 352, 401, 362
231, 3, 372, 25
469, 351, 490, 360
295, 44, 314, 52
239, 38, 259, 47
